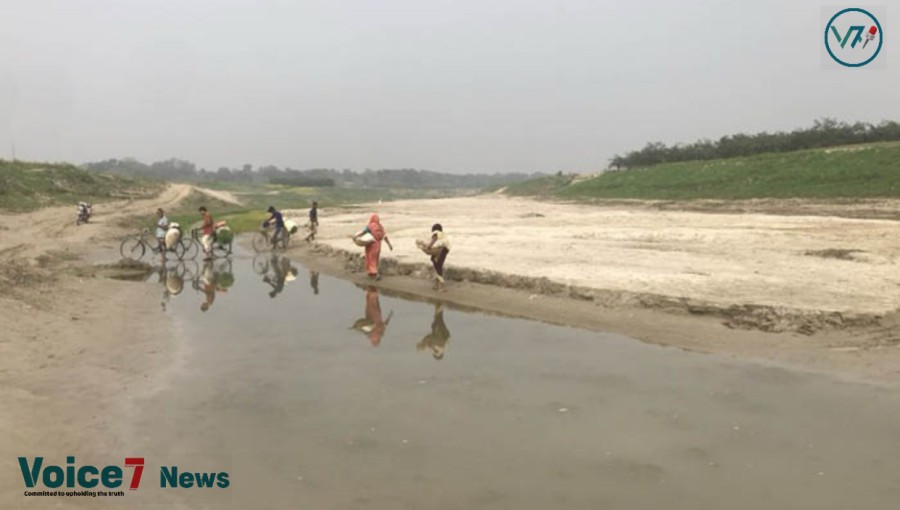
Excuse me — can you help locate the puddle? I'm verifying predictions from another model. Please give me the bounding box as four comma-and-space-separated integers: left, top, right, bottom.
125, 248, 900, 509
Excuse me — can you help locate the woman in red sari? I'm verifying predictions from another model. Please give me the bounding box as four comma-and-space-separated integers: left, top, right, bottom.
352, 214, 393, 280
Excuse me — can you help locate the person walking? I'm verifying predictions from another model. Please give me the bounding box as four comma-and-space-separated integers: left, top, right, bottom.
352, 214, 393, 280
305, 201, 319, 242
198, 206, 215, 261
418, 223, 451, 291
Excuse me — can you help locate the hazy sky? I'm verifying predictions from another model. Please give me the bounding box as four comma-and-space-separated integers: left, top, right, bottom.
0, 0, 896, 173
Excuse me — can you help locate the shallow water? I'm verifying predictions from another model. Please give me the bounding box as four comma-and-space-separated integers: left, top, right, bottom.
128, 250, 900, 509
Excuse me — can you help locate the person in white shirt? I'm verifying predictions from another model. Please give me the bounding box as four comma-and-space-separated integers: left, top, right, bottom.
155, 208, 169, 263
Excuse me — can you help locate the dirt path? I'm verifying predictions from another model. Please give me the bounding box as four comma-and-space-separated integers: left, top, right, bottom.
0, 184, 193, 506
194, 186, 242, 206
0, 183, 192, 260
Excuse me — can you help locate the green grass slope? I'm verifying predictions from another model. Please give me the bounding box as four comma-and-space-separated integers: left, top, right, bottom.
0, 159, 161, 211
505, 142, 900, 200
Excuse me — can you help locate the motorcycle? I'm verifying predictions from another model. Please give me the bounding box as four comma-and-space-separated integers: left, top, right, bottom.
76, 202, 93, 225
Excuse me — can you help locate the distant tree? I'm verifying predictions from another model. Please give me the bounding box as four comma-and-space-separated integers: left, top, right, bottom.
608, 118, 900, 169
83, 158, 545, 189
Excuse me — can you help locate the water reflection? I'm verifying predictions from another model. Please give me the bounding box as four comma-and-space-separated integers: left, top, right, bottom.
350, 286, 393, 347
253, 254, 300, 299
145, 261, 194, 311
417, 302, 451, 360
195, 259, 234, 311
309, 270, 320, 295
146, 255, 464, 361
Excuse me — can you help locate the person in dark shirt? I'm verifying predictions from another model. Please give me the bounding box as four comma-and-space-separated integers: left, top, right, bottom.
305, 201, 318, 242
264, 206, 286, 246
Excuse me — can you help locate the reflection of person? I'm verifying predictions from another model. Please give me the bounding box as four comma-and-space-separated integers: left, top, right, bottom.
417, 303, 451, 360
155, 265, 170, 311
200, 260, 217, 311
153, 264, 186, 311
155, 208, 169, 263
263, 254, 294, 298
198, 206, 214, 261
417, 223, 451, 291
309, 270, 320, 295
352, 214, 393, 280
305, 201, 318, 242
350, 286, 393, 347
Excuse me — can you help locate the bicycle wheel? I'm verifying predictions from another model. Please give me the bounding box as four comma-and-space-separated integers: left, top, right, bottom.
251, 232, 269, 252
119, 237, 146, 260
213, 241, 232, 258
252, 254, 270, 275
179, 259, 200, 281
176, 238, 199, 260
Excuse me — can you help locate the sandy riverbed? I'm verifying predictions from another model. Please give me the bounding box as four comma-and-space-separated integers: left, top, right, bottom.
2, 189, 900, 462
2, 187, 900, 508
305, 195, 900, 317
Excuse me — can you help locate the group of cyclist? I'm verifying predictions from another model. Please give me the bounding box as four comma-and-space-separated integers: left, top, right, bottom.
152, 202, 319, 263
150, 199, 449, 291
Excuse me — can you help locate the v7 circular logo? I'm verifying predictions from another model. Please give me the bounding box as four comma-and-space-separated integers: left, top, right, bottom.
825, 7, 883, 67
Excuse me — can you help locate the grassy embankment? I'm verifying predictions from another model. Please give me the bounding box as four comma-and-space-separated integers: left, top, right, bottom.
504, 142, 900, 200
0, 159, 161, 211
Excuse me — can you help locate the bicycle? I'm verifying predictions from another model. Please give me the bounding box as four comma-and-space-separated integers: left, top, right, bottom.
251, 224, 290, 253
191, 227, 233, 258
119, 227, 198, 261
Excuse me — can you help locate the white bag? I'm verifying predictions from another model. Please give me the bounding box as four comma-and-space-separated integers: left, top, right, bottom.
416, 238, 441, 255
165, 224, 181, 249
353, 232, 375, 246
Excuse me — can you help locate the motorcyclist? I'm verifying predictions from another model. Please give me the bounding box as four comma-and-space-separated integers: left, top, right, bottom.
76, 202, 92, 224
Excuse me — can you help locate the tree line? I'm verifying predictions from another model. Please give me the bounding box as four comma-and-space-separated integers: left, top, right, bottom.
609, 119, 900, 169
82, 159, 542, 189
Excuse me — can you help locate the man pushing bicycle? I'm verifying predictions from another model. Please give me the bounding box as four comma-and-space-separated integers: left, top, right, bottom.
263, 206, 286, 247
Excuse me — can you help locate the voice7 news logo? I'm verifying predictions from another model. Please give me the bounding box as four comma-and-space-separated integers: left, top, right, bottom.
19, 457, 145, 491
17, 456, 230, 495
824, 7, 885, 68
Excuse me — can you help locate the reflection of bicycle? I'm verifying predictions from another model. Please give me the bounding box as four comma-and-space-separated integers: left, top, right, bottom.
168, 259, 200, 282
252, 225, 290, 252
252, 253, 272, 275
191, 228, 233, 258
119, 228, 198, 261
